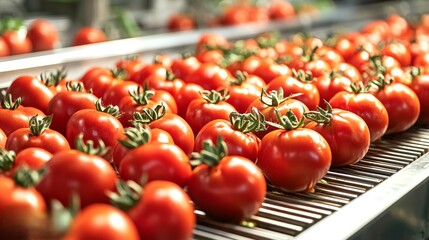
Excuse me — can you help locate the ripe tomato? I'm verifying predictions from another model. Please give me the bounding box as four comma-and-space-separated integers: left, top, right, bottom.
2, 30, 32, 55
27, 19, 59, 52
175, 83, 205, 118
62, 204, 140, 240
329, 84, 389, 142
185, 90, 237, 135
0, 95, 45, 136
267, 70, 320, 110
6, 75, 54, 114
188, 137, 266, 222
268, 1, 295, 20
66, 101, 124, 161
0, 175, 48, 240
333, 62, 363, 83
225, 71, 265, 113
371, 78, 420, 134
35, 148, 118, 208
102, 81, 140, 106
0, 147, 52, 177
6, 115, 70, 154
171, 55, 200, 80
186, 63, 231, 90
196, 33, 229, 51
0, 129, 5, 148
167, 14, 196, 31
115, 56, 146, 77
47, 82, 98, 135
381, 42, 411, 67
257, 110, 332, 192
0, 37, 10, 57
313, 72, 353, 107
407, 68, 429, 124
80, 67, 125, 98
129, 63, 168, 85
126, 180, 195, 240
305, 106, 370, 166
72, 26, 107, 46
119, 142, 191, 187
252, 60, 291, 84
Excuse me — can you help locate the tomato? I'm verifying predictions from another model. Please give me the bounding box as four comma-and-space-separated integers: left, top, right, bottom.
305, 106, 370, 166
167, 14, 196, 31
129, 63, 168, 85
381, 42, 411, 67
313, 72, 353, 107
185, 90, 237, 134
126, 180, 195, 240
186, 63, 231, 90
171, 55, 200, 80
115, 56, 146, 77
407, 69, 429, 124
195, 49, 224, 64
329, 84, 389, 142
196, 33, 229, 51
316, 46, 344, 69
225, 71, 265, 113
333, 62, 363, 83
145, 71, 184, 101
72, 26, 107, 46
133, 104, 195, 155
119, 142, 191, 187
188, 137, 266, 222
62, 204, 140, 240
252, 60, 291, 84
6, 75, 54, 114
80, 67, 126, 98
0, 175, 48, 240
2, 30, 32, 55
6, 115, 70, 154
268, 1, 295, 20
257, 111, 332, 192
175, 83, 205, 118
35, 148, 118, 208
0, 37, 10, 57
66, 101, 124, 161
413, 52, 429, 67
102, 80, 140, 106
0, 128, 5, 148
0, 147, 52, 177
267, 70, 320, 110
27, 19, 59, 52
371, 78, 420, 134
47, 82, 98, 135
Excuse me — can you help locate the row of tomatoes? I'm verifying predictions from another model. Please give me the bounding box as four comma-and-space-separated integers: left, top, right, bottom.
1, 13, 429, 240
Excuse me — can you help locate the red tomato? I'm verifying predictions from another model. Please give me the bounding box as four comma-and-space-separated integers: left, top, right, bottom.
102, 81, 140, 106
0, 129, 5, 148
0, 37, 10, 57
225, 72, 265, 113
258, 125, 332, 192
2, 30, 32, 55
252, 60, 291, 84
35, 149, 118, 208
127, 181, 195, 240
66, 102, 124, 161
0, 176, 47, 240
407, 70, 429, 124
195, 49, 224, 64
186, 63, 231, 90
305, 107, 370, 166
0, 147, 52, 177
119, 142, 191, 187
0, 95, 45, 136
72, 26, 107, 46
185, 90, 237, 134
151, 88, 179, 115
371, 79, 420, 134
268, 1, 295, 20
47, 83, 98, 135
333, 62, 363, 83
6, 115, 70, 154
167, 14, 196, 31
171, 55, 200, 80
329, 86, 389, 142
115, 56, 146, 77
27, 19, 59, 51
381, 42, 411, 67
129, 63, 168, 85
188, 138, 266, 222
175, 83, 205, 118
62, 204, 140, 240
313, 72, 353, 107
267, 71, 320, 110
196, 33, 229, 51
80, 67, 125, 98
6, 75, 54, 114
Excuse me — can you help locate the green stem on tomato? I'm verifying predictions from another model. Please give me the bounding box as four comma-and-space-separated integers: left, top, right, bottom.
95, 99, 122, 118
303, 101, 333, 125
29, 115, 53, 136
0, 149, 16, 171
1, 93, 22, 110
108, 179, 142, 211
190, 136, 228, 168
200, 89, 229, 104
229, 107, 267, 133
118, 125, 151, 149
74, 133, 109, 157
132, 103, 167, 125
129, 86, 154, 105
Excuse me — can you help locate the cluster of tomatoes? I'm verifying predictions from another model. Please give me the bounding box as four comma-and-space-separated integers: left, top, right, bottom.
1, 12, 429, 240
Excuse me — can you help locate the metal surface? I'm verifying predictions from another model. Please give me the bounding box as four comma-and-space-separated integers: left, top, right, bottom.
1, 1, 429, 239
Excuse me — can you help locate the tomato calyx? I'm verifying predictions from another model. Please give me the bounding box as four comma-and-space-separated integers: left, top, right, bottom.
345, 82, 370, 94
406, 66, 422, 80
0, 148, 16, 171
74, 133, 109, 156
191, 136, 228, 168
229, 71, 248, 86
0, 17, 25, 34
13, 166, 42, 188
369, 55, 387, 75
292, 69, 313, 83
303, 102, 333, 125
66, 81, 86, 92
1, 93, 21, 110
302, 45, 319, 62
110, 67, 128, 80
132, 103, 166, 125
369, 74, 393, 91
95, 99, 122, 118
118, 125, 151, 149
230, 107, 267, 133
260, 88, 302, 107
200, 89, 230, 104
129, 86, 155, 105
51, 194, 80, 235
269, 108, 305, 130
29, 115, 53, 136
166, 70, 176, 81
39, 67, 67, 88
108, 179, 142, 211
256, 32, 280, 49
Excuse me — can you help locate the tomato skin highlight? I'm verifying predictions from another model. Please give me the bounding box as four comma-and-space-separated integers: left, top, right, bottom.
128, 181, 195, 240
305, 109, 370, 166
258, 128, 332, 192
187, 156, 266, 222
